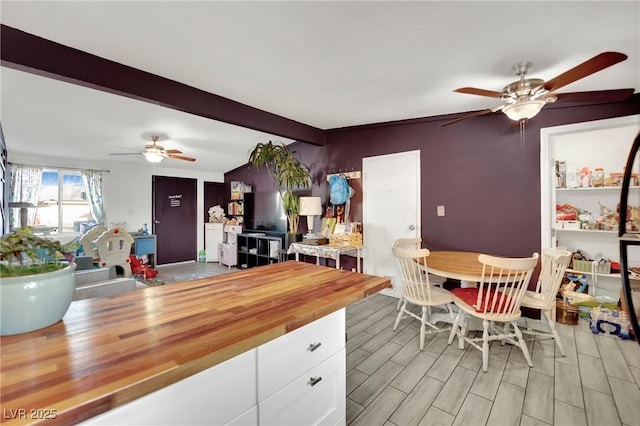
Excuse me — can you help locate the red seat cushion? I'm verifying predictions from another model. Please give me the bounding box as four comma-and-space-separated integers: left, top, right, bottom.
452, 287, 514, 313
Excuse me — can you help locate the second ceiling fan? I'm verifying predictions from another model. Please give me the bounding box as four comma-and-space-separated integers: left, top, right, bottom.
110, 134, 196, 163
441, 51, 632, 127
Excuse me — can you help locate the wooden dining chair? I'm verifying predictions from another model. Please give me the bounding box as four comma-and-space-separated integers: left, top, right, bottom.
392, 238, 422, 311
520, 248, 572, 356
392, 238, 446, 311
392, 245, 455, 350
447, 252, 539, 372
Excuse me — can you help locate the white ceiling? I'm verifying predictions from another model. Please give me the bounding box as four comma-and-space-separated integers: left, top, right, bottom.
1, 1, 639, 174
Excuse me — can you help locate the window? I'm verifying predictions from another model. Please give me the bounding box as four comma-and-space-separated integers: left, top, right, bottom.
35, 169, 92, 233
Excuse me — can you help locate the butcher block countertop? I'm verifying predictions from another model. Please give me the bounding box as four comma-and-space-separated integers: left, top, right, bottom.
0, 261, 390, 425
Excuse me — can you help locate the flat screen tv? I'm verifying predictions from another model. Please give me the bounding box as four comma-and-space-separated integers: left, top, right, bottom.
243, 192, 287, 234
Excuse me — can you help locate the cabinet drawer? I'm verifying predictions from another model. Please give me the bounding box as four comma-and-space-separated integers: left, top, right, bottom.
259, 349, 346, 426
84, 349, 257, 425
258, 309, 345, 401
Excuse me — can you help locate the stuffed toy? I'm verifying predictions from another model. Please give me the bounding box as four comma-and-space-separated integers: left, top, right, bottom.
208, 205, 226, 223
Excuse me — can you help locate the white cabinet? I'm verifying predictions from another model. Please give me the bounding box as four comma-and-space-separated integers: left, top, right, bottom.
259, 349, 345, 426
84, 349, 258, 425
205, 223, 224, 262
541, 115, 640, 299
83, 309, 346, 426
258, 309, 346, 426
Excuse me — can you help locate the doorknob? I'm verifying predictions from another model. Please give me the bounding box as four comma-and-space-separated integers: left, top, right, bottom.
408, 225, 415, 230
154, 220, 160, 224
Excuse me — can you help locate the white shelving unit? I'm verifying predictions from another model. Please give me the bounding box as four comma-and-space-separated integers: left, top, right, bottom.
541, 115, 640, 300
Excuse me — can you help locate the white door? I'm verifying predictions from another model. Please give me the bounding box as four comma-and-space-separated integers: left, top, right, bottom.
363, 150, 420, 298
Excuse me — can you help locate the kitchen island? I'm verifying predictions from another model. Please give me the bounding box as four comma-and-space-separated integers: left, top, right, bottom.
0, 261, 390, 425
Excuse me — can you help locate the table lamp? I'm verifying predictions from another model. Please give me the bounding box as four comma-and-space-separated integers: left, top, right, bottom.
299, 197, 322, 236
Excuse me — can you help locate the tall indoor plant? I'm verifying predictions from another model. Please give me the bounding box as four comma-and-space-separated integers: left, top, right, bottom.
0, 227, 77, 335
248, 141, 312, 234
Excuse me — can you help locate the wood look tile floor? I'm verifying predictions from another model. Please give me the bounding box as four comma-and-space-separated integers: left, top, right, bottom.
150, 262, 639, 425
345, 294, 640, 426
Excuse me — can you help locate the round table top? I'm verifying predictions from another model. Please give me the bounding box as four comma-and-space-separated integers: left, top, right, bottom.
419, 250, 484, 282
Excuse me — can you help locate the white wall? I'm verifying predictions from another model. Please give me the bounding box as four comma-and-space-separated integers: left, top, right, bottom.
9, 153, 224, 256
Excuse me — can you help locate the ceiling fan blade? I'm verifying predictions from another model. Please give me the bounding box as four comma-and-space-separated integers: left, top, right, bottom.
168, 154, 196, 162
543, 52, 628, 93
165, 149, 183, 154
440, 108, 496, 127
454, 87, 504, 98
552, 88, 634, 103
109, 152, 142, 156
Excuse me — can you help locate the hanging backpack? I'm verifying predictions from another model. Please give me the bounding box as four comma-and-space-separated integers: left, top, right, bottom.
329, 174, 350, 205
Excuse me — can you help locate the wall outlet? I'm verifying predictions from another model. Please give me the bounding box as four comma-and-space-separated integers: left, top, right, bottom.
437, 205, 445, 216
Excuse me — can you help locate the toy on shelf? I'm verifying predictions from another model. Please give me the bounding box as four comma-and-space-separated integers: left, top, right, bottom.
208, 205, 226, 223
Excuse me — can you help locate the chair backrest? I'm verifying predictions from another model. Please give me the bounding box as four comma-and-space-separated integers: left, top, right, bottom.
392, 245, 435, 302
392, 237, 422, 249
475, 253, 539, 316
534, 248, 572, 308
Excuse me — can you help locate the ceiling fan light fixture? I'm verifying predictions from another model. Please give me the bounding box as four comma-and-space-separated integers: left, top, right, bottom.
502, 99, 546, 121
143, 150, 164, 163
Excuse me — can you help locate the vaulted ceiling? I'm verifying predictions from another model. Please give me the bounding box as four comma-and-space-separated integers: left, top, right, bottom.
1, 1, 638, 173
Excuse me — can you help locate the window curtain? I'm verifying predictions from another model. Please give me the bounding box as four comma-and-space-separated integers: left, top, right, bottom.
8, 165, 42, 228
82, 170, 106, 225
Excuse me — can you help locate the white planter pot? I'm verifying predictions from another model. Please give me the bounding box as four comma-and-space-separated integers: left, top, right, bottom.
1, 263, 77, 335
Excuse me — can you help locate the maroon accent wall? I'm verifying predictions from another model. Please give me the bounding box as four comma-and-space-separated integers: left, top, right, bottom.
226, 99, 640, 260
0, 25, 325, 146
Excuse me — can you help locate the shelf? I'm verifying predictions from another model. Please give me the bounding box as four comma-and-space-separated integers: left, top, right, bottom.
554, 228, 617, 234
556, 186, 639, 191
237, 232, 287, 269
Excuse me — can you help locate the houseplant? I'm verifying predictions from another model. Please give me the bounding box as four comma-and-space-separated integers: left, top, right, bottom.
248, 141, 312, 234
0, 227, 77, 335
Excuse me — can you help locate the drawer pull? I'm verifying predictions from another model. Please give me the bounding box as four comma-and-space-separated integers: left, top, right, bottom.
308, 376, 322, 387
308, 342, 322, 352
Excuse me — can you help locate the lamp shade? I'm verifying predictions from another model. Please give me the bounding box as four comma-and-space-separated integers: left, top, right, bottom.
143, 151, 164, 163
299, 197, 322, 216
502, 100, 546, 121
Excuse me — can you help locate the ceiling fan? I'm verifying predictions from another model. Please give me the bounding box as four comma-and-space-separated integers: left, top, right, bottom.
441, 51, 632, 127
110, 134, 196, 163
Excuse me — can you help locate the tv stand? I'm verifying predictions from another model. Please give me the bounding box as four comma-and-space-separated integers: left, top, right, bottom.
237, 232, 287, 269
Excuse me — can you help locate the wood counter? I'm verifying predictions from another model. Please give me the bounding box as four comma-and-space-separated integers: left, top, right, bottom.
0, 261, 390, 425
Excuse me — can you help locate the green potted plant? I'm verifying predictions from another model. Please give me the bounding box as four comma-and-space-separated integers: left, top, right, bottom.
248, 141, 312, 234
0, 227, 77, 335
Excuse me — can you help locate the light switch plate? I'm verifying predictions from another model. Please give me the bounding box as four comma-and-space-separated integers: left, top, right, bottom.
437, 205, 445, 216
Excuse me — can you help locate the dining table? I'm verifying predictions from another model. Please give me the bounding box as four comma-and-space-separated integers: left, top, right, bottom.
420, 250, 485, 285
407, 250, 486, 328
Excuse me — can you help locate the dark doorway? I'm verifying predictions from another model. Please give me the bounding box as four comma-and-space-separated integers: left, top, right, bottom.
152, 175, 197, 265
204, 181, 224, 222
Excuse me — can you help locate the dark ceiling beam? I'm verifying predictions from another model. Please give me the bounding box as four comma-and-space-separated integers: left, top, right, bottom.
0, 25, 325, 146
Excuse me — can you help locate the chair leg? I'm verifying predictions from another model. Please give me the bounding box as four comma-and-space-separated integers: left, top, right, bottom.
482, 319, 490, 372
396, 296, 403, 311
458, 315, 468, 350
448, 311, 462, 345
420, 306, 427, 350
393, 301, 406, 331
543, 309, 566, 356
512, 321, 533, 367
501, 322, 510, 345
